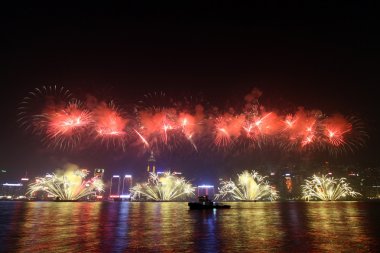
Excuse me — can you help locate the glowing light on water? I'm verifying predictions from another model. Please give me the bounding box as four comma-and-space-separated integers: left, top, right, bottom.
130, 172, 195, 201
301, 174, 361, 201
215, 170, 278, 201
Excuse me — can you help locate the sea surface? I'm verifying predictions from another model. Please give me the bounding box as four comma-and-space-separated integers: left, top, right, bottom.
0, 201, 379, 252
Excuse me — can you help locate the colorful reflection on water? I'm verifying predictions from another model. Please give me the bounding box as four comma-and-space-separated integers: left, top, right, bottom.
0, 201, 379, 252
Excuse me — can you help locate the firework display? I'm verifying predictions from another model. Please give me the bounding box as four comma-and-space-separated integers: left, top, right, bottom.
301, 174, 361, 201
27, 167, 104, 200
18, 86, 367, 154
92, 101, 128, 150
215, 170, 279, 201
45, 101, 93, 149
130, 172, 195, 201
18, 85, 72, 135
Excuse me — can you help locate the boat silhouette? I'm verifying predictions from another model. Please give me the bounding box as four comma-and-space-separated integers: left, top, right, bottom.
188, 195, 230, 210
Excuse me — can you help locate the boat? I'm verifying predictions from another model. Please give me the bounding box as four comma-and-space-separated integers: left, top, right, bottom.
188, 195, 231, 210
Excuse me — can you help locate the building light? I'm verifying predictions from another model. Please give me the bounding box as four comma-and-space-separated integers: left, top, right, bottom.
2, 183, 23, 187
285, 173, 291, 176
270, 172, 275, 176
110, 195, 120, 198
120, 194, 130, 198
198, 185, 214, 188
21, 178, 29, 181
124, 175, 132, 178
113, 175, 120, 178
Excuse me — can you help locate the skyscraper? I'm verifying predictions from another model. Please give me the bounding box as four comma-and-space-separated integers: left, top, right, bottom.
197, 185, 215, 198
121, 175, 133, 200
147, 151, 156, 173
110, 175, 121, 198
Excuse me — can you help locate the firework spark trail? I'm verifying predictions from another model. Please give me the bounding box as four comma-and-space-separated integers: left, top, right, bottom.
27, 167, 104, 200
43, 103, 93, 150
134, 129, 150, 148
130, 172, 195, 201
18, 85, 72, 134
301, 174, 361, 201
93, 101, 128, 150
47, 101, 92, 136
138, 110, 176, 145
215, 170, 279, 201
213, 114, 245, 148
215, 127, 231, 147
178, 113, 200, 150
136, 104, 202, 152
18, 87, 367, 154
186, 134, 198, 151
322, 115, 352, 147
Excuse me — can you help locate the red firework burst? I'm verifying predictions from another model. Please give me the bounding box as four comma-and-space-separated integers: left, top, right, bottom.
93, 102, 128, 150
322, 115, 352, 147
43, 101, 92, 150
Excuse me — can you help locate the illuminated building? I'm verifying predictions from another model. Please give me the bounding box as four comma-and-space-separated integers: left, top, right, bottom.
20, 177, 29, 196
0, 176, 30, 199
1, 183, 23, 199
94, 168, 105, 179
120, 175, 133, 200
147, 151, 156, 173
109, 175, 121, 199
284, 173, 293, 193
197, 185, 215, 198
279, 172, 304, 200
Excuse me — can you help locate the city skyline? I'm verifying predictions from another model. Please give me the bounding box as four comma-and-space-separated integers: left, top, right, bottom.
1, 4, 380, 251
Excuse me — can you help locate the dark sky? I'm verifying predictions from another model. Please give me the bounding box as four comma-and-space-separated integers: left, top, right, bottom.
1, 2, 380, 183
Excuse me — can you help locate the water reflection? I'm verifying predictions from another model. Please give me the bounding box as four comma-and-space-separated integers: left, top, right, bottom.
126, 202, 197, 251
306, 202, 372, 252
188, 208, 220, 252
228, 202, 285, 251
0, 201, 379, 252
278, 202, 314, 251
18, 202, 101, 252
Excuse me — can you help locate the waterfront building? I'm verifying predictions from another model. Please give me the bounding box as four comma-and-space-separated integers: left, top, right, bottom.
0, 183, 23, 199
120, 175, 133, 199
20, 177, 29, 196
110, 175, 121, 198
197, 185, 215, 198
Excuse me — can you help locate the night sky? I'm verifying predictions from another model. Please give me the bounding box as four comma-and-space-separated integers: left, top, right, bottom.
1, 3, 380, 183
